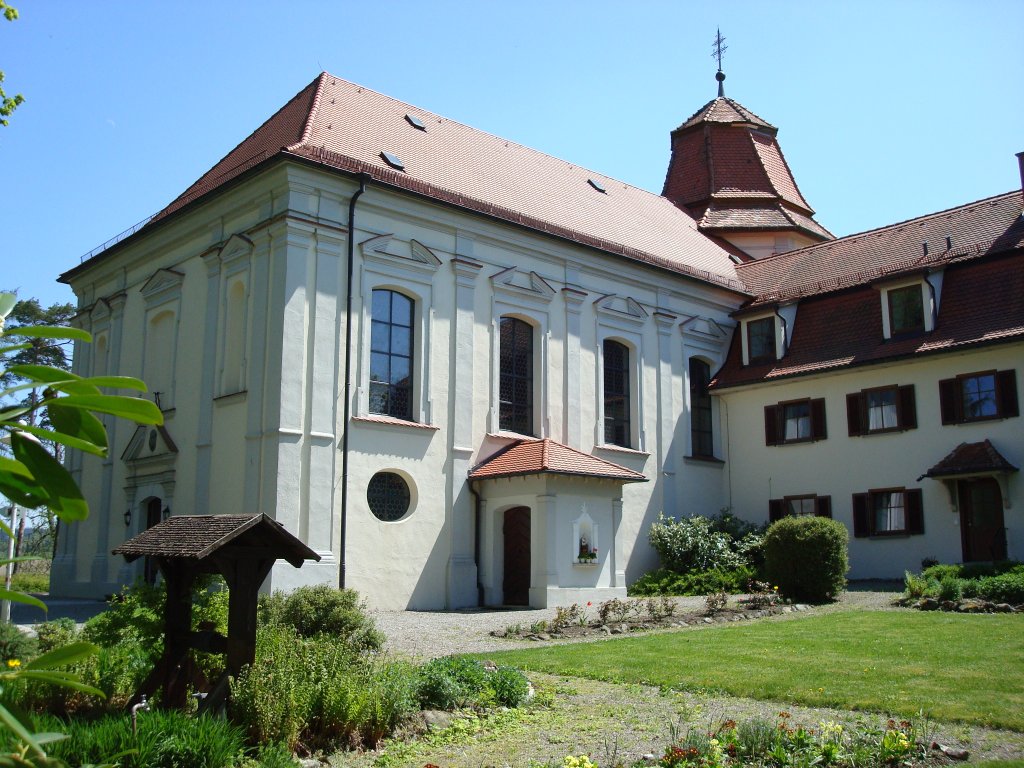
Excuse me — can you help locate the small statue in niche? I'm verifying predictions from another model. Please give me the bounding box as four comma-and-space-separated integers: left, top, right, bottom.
579, 536, 589, 557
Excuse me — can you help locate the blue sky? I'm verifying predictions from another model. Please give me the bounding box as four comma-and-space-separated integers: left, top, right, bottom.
3, 0, 1022, 310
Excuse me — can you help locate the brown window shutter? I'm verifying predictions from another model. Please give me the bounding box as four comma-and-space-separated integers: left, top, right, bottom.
906, 489, 925, 535
898, 385, 917, 430
769, 499, 785, 522
811, 398, 827, 440
764, 405, 780, 446
815, 495, 832, 518
938, 378, 959, 424
852, 493, 869, 538
996, 370, 1019, 418
846, 393, 864, 436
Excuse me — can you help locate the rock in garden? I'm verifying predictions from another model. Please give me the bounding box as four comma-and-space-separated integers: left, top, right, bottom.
931, 742, 969, 760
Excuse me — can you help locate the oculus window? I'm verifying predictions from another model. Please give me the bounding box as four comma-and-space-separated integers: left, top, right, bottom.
367, 472, 411, 522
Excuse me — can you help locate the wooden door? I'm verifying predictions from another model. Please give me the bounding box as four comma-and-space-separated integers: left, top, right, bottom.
502, 507, 531, 606
959, 478, 1006, 562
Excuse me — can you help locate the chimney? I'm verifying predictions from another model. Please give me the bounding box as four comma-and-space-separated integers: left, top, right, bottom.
1017, 151, 1024, 193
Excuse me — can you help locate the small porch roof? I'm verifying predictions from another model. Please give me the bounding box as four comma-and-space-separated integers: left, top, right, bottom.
918, 440, 1019, 481
469, 438, 647, 483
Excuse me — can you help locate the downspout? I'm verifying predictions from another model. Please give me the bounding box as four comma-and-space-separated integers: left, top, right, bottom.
468, 480, 484, 606
340, 174, 369, 589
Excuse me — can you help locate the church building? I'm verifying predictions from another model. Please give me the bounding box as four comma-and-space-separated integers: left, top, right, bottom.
52, 68, 1022, 607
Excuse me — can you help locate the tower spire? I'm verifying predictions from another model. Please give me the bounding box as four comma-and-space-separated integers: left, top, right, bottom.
712, 28, 727, 97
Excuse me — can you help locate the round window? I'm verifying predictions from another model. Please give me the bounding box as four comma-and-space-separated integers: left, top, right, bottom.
367, 472, 411, 522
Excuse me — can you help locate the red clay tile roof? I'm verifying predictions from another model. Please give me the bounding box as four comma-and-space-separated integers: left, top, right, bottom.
469, 438, 647, 482
69, 73, 745, 293
921, 440, 1019, 478
676, 97, 776, 132
112, 514, 320, 567
736, 191, 1024, 302
711, 248, 1024, 389
662, 96, 829, 243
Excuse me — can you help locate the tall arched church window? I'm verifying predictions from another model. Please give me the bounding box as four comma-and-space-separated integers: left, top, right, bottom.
689, 358, 714, 458
499, 316, 534, 435
369, 289, 414, 420
603, 339, 630, 447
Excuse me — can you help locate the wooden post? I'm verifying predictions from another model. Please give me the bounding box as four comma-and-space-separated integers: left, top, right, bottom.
222, 558, 273, 678
160, 560, 195, 709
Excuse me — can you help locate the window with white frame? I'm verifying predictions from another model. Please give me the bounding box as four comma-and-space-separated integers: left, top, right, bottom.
602, 339, 631, 447
499, 316, 534, 435
746, 316, 776, 364
369, 289, 414, 420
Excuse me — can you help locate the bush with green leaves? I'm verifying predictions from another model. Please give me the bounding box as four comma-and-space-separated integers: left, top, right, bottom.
763, 516, 849, 603
629, 565, 755, 597
230, 623, 417, 751
258, 584, 384, 652
905, 561, 1024, 604
415, 656, 529, 711
647, 512, 765, 581
0, 621, 38, 664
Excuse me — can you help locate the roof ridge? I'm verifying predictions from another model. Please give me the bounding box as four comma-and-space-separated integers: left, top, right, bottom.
737, 189, 1023, 273
288, 71, 328, 151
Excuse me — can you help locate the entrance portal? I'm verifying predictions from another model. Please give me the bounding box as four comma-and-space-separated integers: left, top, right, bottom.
144, 498, 163, 584
502, 507, 531, 606
958, 478, 1006, 562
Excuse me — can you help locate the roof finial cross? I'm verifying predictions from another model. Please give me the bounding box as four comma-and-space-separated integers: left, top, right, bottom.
712, 28, 728, 97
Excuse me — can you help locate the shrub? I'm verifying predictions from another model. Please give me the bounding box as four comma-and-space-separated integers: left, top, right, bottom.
963, 571, 1024, 604
763, 516, 848, 603
259, 585, 385, 652
33, 617, 79, 654
649, 514, 746, 573
10, 571, 49, 594
629, 565, 755, 596
489, 665, 530, 707
230, 624, 416, 751
416, 655, 490, 710
0, 621, 38, 664
903, 570, 929, 599
936, 574, 963, 602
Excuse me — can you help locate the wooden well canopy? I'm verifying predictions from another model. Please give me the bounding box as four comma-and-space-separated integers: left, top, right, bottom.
113, 514, 320, 712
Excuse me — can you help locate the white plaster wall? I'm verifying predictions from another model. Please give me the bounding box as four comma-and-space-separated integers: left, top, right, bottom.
719, 344, 1023, 579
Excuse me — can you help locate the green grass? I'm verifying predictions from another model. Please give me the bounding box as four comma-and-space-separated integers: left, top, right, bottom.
10, 571, 49, 593
477, 611, 1024, 730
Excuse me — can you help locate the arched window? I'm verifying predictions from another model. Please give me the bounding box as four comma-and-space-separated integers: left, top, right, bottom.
499, 316, 533, 435
144, 309, 175, 407
689, 358, 714, 458
370, 289, 414, 420
603, 339, 630, 447
222, 279, 246, 394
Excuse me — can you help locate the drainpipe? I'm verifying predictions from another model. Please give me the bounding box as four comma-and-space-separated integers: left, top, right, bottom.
469, 480, 484, 606
340, 174, 369, 589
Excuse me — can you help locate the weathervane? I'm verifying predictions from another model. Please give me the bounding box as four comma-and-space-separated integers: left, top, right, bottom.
712, 28, 728, 97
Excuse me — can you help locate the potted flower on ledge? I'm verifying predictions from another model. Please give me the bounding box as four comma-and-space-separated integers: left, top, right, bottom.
577, 537, 598, 564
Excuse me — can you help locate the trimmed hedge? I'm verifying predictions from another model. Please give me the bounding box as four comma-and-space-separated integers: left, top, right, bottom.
763, 516, 848, 603
629, 565, 755, 597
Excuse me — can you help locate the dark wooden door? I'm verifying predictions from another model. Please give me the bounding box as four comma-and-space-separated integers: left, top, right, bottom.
959, 478, 1006, 562
502, 507, 531, 606
144, 498, 163, 584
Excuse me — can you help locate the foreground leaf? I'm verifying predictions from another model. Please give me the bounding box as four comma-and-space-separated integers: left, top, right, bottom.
26, 642, 100, 671
10, 434, 88, 521
54, 395, 162, 425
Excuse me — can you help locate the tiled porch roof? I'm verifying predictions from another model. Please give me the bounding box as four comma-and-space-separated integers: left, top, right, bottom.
469, 438, 647, 482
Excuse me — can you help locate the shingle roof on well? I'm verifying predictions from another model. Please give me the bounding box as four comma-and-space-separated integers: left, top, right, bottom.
923, 440, 1019, 478
736, 191, 1024, 300
112, 514, 320, 565
469, 438, 647, 482
83, 73, 745, 293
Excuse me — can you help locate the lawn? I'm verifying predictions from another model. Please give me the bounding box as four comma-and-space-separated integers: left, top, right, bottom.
478, 610, 1024, 730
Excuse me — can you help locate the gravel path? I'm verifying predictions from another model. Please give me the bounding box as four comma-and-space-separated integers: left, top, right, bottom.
369, 588, 901, 659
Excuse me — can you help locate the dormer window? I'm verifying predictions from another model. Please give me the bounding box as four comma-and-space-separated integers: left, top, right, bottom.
877, 276, 938, 340
887, 284, 924, 336
746, 316, 776, 365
